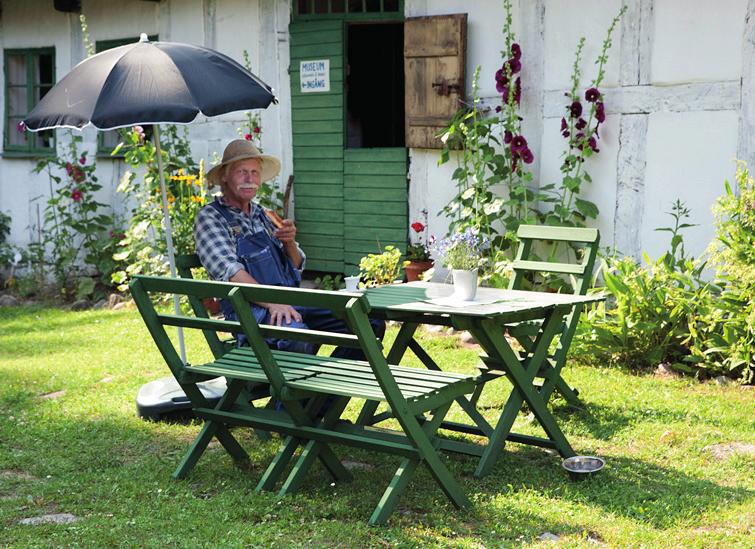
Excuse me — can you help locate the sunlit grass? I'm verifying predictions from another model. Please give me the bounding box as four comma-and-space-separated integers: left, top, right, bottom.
1, 305, 753, 546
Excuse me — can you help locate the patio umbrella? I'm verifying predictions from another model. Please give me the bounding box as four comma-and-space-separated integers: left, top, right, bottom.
23, 33, 277, 361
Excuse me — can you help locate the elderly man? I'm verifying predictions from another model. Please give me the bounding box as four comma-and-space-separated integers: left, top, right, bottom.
194, 139, 384, 357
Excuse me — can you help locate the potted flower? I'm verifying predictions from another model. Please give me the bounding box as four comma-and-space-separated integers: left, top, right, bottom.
405, 221, 435, 281
434, 227, 489, 300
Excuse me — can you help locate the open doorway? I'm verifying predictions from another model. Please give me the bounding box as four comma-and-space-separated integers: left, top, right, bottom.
346, 22, 405, 148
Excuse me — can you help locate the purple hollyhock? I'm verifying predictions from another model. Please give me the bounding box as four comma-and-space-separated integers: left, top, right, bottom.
505, 58, 521, 75
511, 135, 528, 151
511, 43, 522, 60
501, 78, 521, 105
588, 136, 599, 153
504, 130, 513, 144
595, 101, 606, 123
495, 105, 502, 113
576, 118, 587, 131
496, 81, 508, 94
495, 68, 507, 84
560, 118, 568, 132
520, 148, 534, 164
585, 87, 601, 102
511, 157, 519, 172
569, 101, 583, 118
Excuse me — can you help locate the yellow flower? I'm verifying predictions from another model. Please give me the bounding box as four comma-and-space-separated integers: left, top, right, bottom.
191, 195, 205, 204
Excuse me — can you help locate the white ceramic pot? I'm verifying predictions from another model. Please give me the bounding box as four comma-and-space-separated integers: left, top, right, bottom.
452, 269, 478, 301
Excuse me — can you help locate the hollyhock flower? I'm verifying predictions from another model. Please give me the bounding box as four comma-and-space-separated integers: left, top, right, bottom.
496, 81, 508, 94
411, 221, 425, 233
65, 162, 73, 176
502, 79, 521, 105
569, 101, 583, 118
72, 168, 85, 183
511, 157, 518, 172
576, 118, 587, 131
253, 126, 261, 134
520, 148, 534, 164
585, 87, 601, 102
588, 136, 599, 152
511, 43, 522, 60
511, 135, 528, 152
495, 105, 502, 113
560, 118, 568, 132
595, 102, 606, 123
505, 58, 521, 74
495, 68, 507, 84
71, 188, 83, 202
16, 121, 25, 133
244, 133, 252, 141
79, 155, 86, 165
504, 130, 513, 144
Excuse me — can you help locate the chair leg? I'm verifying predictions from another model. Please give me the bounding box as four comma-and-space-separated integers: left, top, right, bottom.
257, 436, 299, 492
278, 397, 353, 495
369, 458, 420, 526
172, 421, 218, 480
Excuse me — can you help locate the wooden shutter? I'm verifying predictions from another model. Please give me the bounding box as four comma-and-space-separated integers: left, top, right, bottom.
404, 13, 467, 149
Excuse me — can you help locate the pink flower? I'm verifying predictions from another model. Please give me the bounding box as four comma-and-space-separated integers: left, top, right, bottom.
244, 133, 252, 141
253, 126, 261, 134
65, 162, 73, 176
16, 121, 25, 133
71, 188, 83, 202
79, 155, 86, 165
411, 221, 425, 233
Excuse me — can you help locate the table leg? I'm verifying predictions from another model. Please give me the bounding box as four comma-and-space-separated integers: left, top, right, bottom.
473, 308, 576, 478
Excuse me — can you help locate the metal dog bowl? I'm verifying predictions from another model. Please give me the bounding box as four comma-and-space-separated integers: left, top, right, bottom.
562, 455, 605, 480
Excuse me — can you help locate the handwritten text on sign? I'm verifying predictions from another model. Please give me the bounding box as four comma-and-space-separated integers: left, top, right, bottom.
300, 59, 330, 93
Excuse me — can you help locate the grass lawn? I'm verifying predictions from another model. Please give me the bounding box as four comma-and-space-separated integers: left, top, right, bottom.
1, 305, 753, 547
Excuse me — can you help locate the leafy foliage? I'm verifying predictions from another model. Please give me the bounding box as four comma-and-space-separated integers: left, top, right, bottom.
358, 246, 406, 288
111, 125, 203, 291
32, 134, 118, 297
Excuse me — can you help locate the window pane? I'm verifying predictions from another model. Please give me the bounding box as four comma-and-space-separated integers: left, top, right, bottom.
331, 0, 345, 12
34, 53, 54, 85
383, 0, 398, 11
34, 84, 53, 105
348, 0, 363, 12
7, 55, 27, 85
34, 129, 54, 149
8, 86, 27, 116
7, 117, 29, 147
297, 0, 310, 14
100, 130, 122, 153
314, 0, 328, 13
366, 0, 380, 12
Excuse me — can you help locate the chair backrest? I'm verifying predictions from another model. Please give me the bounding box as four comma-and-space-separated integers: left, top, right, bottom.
130, 276, 407, 411
509, 225, 600, 295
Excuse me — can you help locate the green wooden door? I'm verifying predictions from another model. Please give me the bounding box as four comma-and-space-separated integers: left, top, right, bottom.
343, 148, 407, 269
290, 18, 407, 274
290, 19, 346, 272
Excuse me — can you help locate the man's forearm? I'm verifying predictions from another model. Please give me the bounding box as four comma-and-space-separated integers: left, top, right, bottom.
285, 242, 303, 268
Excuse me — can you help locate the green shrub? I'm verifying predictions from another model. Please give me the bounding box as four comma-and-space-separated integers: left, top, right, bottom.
358, 246, 406, 288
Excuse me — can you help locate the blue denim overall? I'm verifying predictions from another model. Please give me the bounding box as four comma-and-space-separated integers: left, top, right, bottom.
209, 200, 385, 358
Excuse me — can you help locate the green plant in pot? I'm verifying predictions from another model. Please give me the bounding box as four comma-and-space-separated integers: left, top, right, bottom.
358, 245, 407, 288
433, 227, 489, 300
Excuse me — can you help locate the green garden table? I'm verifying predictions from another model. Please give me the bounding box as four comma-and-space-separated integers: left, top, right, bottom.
359, 281, 604, 478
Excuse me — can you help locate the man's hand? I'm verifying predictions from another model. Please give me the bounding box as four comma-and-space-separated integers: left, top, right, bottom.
265, 303, 302, 326
274, 219, 297, 244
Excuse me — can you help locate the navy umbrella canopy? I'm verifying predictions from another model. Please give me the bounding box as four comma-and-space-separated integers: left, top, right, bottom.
23, 35, 276, 130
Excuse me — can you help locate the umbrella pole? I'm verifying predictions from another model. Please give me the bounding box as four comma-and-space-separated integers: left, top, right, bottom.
153, 126, 186, 364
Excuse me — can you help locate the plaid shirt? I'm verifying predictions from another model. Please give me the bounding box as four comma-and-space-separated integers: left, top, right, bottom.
194, 196, 305, 282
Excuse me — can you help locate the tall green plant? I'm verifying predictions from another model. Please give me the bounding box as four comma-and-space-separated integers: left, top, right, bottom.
32, 135, 116, 294
543, 6, 626, 233
111, 125, 202, 291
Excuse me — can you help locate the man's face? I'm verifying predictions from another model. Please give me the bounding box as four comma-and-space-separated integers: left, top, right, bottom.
222, 158, 263, 208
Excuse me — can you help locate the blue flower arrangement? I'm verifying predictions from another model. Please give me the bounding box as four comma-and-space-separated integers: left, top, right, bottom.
433, 227, 490, 271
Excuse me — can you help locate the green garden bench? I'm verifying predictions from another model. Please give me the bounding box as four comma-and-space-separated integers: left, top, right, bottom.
130, 275, 475, 525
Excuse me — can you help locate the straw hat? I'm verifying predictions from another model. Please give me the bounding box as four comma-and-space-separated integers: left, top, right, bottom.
206, 139, 281, 188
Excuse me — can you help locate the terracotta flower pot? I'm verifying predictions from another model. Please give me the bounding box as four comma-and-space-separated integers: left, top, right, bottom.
405, 260, 434, 282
